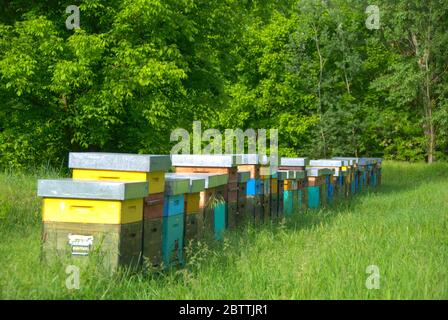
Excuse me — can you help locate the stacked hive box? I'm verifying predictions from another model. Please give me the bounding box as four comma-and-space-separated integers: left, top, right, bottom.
294, 170, 307, 212
289, 170, 307, 213
336, 165, 349, 199
171, 155, 238, 232
69, 152, 171, 267
236, 171, 250, 226
275, 171, 287, 219
305, 168, 334, 209
341, 161, 354, 198
344, 160, 357, 196
371, 158, 383, 187
333, 157, 362, 194
165, 173, 206, 246
38, 180, 148, 271
278, 170, 296, 217
279, 158, 309, 212
162, 176, 191, 267
269, 172, 279, 220
260, 164, 276, 223
309, 160, 346, 204
358, 158, 372, 191
168, 172, 228, 241
279, 158, 309, 210
364, 158, 382, 188
237, 154, 263, 225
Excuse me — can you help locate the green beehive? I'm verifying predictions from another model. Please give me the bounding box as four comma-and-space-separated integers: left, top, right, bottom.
283, 190, 294, 216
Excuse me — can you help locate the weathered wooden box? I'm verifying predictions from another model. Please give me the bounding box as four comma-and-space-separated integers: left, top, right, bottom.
42, 221, 143, 271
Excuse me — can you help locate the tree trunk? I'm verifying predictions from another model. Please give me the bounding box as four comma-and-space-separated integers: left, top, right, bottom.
314, 26, 327, 158
425, 50, 435, 164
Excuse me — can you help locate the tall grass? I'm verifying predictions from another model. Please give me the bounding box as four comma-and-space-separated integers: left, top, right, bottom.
0, 162, 447, 299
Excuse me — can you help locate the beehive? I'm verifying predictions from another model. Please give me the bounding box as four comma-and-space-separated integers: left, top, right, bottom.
160, 176, 190, 267
143, 218, 162, 267
172, 155, 238, 232
235, 154, 263, 224
236, 171, 250, 226
278, 161, 309, 212
332, 157, 360, 195
38, 180, 148, 271
69, 153, 171, 195
162, 213, 184, 267
294, 170, 307, 212
184, 213, 199, 246
178, 173, 229, 240
165, 173, 206, 245
309, 160, 345, 204
163, 176, 194, 216
305, 168, 333, 209
279, 157, 310, 171
260, 166, 276, 223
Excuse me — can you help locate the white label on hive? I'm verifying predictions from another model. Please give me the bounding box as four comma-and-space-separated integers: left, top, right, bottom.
68, 234, 94, 256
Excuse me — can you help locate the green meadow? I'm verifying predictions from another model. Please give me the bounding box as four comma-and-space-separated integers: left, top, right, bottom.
0, 162, 447, 300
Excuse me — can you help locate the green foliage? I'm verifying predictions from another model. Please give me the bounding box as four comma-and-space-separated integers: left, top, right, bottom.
0, 1, 447, 168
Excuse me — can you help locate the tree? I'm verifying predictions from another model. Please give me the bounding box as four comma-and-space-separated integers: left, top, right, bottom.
373, 0, 448, 163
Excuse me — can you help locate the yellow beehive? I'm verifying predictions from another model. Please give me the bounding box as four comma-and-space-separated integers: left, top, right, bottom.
185, 193, 200, 214
38, 180, 149, 225
69, 153, 172, 195
284, 180, 294, 191
42, 198, 143, 225
72, 169, 165, 194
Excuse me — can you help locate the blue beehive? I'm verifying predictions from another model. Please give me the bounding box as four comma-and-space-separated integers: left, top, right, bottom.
246, 179, 262, 196
325, 175, 334, 203
327, 181, 334, 204
338, 175, 344, 197
162, 213, 184, 267
163, 194, 185, 216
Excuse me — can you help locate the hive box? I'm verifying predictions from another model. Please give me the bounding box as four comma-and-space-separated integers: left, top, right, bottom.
172, 155, 240, 231
165, 173, 206, 214
163, 175, 198, 217
42, 222, 143, 271
236, 154, 263, 179
283, 190, 294, 217
172, 154, 240, 182
69, 153, 171, 194
177, 173, 228, 240
142, 218, 162, 267
38, 180, 148, 271
162, 213, 184, 267
237, 171, 250, 225
144, 193, 164, 220
279, 157, 310, 170
309, 160, 345, 168
246, 195, 263, 225
305, 168, 334, 209
184, 213, 200, 245
38, 180, 148, 224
